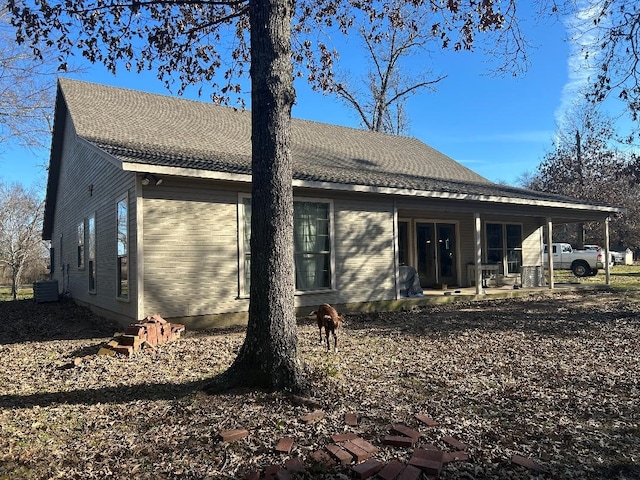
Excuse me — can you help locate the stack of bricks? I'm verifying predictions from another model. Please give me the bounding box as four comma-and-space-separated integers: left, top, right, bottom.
98, 314, 186, 357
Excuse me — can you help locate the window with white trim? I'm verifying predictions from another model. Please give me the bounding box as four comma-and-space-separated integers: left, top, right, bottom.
88, 214, 96, 292
486, 223, 522, 274
116, 196, 128, 299
241, 196, 333, 295
77, 221, 85, 269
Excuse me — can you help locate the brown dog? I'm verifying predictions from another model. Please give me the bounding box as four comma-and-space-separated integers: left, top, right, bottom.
310, 303, 344, 353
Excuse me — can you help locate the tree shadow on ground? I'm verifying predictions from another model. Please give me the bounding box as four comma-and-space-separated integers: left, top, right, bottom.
0, 379, 208, 409
0, 298, 119, 345
343, 293, 639, 338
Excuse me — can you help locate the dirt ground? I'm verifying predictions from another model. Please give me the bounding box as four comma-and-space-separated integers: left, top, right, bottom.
0, 290, 638, 479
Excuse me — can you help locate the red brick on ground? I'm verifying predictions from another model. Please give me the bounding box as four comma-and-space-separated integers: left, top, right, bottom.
511, 455, 545, 472
413, 448, 444, 461
331, 432, 358, 442
442, 436, 468, 451
344, 413, 358, 426
275, 436, 294, 453
341, 441, 372, 463
112, 345, 133, 357
391, 424, 421, 441
171, 323, 186, 335
118, 334, 141, 348
310, 449, 336, 467
378, 459, 405, 480
326, 444, 354, 465
408, 452, 443, 477
124, 324, 146, 337
352, 458, 384, 479
284, 457, 306, 473
397, 465, 423, 480
300, 410, 324, 424
415, 414, 439, 427
145, 323, 158, 346
443, 451, 470, 463
383, 435, 415, 447
220, 428, 249, 442
350, 437, 378, 455
264, 465, 282, 476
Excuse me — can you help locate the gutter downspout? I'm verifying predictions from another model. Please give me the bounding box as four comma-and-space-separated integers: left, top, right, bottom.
393, 201, 400, 299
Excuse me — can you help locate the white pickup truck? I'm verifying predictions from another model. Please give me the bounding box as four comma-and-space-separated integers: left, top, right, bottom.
584, 244, 619, 266
544, 243, 605, 277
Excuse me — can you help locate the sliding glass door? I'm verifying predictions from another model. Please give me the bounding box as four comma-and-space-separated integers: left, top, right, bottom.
416, 222, 457, 287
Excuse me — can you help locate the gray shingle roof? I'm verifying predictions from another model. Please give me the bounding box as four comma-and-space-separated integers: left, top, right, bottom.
59, 77, 487, 183
56, 78, 619, 208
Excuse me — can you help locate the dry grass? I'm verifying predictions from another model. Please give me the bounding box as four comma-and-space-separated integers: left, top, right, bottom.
1, 289, 639, 479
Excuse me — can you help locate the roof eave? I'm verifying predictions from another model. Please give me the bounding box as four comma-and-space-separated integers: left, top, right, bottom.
42, 81, 67, 241
117, 160, 623, 218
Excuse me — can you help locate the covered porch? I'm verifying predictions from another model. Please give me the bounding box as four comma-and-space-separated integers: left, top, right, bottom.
394, 194, 624, 298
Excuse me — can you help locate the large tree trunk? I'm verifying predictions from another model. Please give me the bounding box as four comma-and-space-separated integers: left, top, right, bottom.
204, 0, 304, 393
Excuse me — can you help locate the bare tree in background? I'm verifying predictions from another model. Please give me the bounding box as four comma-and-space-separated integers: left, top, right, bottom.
0, 10, 62, 149
329, 7, 446, 135
326, 0, 527, 135
0, 182, 46, 300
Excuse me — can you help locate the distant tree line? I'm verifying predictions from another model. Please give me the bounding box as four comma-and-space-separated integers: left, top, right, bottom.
522, 103, 640, 253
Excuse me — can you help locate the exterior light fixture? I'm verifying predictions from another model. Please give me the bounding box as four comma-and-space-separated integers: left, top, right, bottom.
141, 174, 163, 186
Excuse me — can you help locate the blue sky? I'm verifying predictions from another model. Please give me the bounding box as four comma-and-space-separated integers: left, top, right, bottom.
0, 6, 606, 193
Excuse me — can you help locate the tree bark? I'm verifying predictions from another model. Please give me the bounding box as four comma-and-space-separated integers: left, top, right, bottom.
204, 0, 305, 393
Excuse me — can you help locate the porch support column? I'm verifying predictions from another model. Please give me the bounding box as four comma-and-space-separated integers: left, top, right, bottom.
604, 217, 611, 285
474, 213, 483, 295
546, 218, 554, 289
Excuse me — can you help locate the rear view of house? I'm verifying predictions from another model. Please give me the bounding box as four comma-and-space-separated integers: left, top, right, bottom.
43, 79, 622, 327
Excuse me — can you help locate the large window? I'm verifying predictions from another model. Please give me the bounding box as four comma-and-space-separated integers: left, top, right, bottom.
241, 197, 333, 295
293, 202, 331, 290
88, 214, 96, 292
77, 221, 85, 268
486, 223, 522, 274
116, 197, 128, 299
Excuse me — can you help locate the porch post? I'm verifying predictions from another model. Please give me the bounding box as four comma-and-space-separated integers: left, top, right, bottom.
546, 218, 554, 289
474, 213, 483, 295
604, 217, 611, 285
392, 201, 400, 299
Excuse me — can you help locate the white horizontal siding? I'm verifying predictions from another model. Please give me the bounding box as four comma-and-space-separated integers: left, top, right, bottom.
141, 181, 246, 318
50, 112, 137, 322
333, 198, 396, 303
